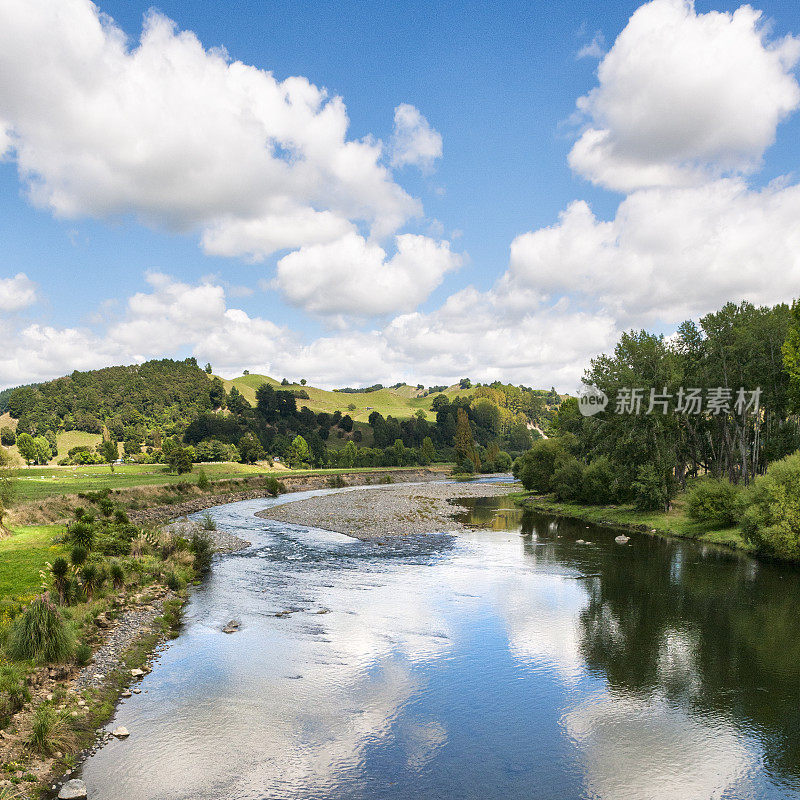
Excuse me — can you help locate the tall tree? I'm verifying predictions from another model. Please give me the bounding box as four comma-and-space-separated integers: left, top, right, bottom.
454, 408, 479, 470
0, 447, 15, 535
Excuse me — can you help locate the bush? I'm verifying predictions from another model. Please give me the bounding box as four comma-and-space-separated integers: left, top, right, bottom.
164, 571, 184, 592
686, 479, 744, 526
70, 544, 88, 566
70, 521, 95, 550
551, 457, 584, 501
196, 469, 211, 491
110, 562, 125, 589
0, 663, 30, 727
631, 464, 671, 512
327, 474, 346, 488
74, 641, 92, 666
741, 452, 800, 560
199, 512, 217, 531
515, 437, 574, 492
581, 456, 616, 505
8, 593, 74, 663
190, 532, 214, 576
28, 704, 76, 756
51, 557, 70, 605
264, 477, 283, 497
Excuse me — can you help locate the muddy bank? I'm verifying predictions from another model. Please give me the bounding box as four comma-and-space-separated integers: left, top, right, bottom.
255, 480, 515, 539
128, 467, 449, 526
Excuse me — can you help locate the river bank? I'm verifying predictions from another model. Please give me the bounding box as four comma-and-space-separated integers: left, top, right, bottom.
255, 480, 514, 539
515, 493, 751, 554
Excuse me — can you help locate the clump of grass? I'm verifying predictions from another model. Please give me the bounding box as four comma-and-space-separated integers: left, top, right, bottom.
110, 562, 125, 590
164, 571, 184, 592
0, 663, 30, 727
8, 593, 74, 663
199, 512, 217, 531
28, 703, 77, 756
74, 641, 92, 667
327, 474, 346, 488
51, 557, 70, 605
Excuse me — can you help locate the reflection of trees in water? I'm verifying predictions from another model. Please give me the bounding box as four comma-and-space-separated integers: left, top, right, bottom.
520, 510, 800, 782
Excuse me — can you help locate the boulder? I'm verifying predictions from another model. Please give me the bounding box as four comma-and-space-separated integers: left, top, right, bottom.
112, 726, 130, 739
58, 779, 88, 799
130, 668, 145, 677
615, 534, 630, 544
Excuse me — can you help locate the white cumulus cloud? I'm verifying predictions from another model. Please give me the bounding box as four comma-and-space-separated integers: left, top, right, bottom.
0, 273, 37, 311
274, 232, 461, 317
569, 0, 800, 191
390, 104, 443, 172
0, 0, 419, 258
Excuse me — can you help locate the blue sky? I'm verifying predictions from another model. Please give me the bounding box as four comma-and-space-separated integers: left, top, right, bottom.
2, 0, 800, 389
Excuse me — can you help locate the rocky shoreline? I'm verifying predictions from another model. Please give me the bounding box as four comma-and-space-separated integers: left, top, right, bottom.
128, 467, 449, 526
255, 480, 515, 539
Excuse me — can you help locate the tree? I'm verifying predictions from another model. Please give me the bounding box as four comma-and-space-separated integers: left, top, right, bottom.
287, 435, 309, 468
204, 363, 213, 374
34, 436, 52, 465
454, 408, 479, 471
238, 433, 264, 464
0, 427, 15, 446
98, 438, 119, 473
783, 298, 800, 413
420, 436, 436, 466
340, 440, 357, 468
16, 432, 38, 465
514, 438, 573, 492
300, 378, 307, 385
167, 446, 193, 474
0, 447, 16, 534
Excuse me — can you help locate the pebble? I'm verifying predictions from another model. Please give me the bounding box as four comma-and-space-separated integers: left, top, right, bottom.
255, 480, 514, 540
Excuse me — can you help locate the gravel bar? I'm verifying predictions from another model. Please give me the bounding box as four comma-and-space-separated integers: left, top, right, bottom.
255, 481, 515, 539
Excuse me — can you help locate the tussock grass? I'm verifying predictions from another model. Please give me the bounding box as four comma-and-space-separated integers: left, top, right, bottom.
8, 593, 75, 663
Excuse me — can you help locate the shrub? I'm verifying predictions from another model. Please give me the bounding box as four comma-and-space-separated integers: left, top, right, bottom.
70, 544, 88, 567
8, 593, 74, 663
70, 522, 95, 550
741, 452, 800, 560
551, 457, 584, 501
515, 437, 575, 493
686, 479, 744, 526
28, 704, 76, 756
110, 562, 125, 590
164, 571, 184, 592
196, 469, 211, 491
263, 476, 283, 497
631, 464, 671, 512
327, 474, 346, 488
74, 641, 92, 667
0, 663, 30, 727
113, 509, 129, 524
199, 512, 217, 531
581, 456, 616, 505
80, 564, 98, 601
190, 532, 214, 576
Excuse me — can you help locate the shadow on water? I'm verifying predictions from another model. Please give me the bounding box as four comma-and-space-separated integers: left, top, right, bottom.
78, 487, 800, 800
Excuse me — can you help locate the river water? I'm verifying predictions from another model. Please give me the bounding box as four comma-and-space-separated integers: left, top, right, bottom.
80, 483, 800, 800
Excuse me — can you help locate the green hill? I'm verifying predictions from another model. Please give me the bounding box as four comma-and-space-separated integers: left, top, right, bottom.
223, 375, 476, 422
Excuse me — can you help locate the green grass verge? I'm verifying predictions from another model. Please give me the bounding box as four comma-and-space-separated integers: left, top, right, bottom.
515, 493, 752, 553
0, 525, 66, 602
10, 462, 450, 503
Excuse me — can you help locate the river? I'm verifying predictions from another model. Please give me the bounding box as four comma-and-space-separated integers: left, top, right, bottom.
79, 483, 800, 799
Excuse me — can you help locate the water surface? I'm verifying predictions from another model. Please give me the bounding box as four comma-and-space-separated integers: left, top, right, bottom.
80, 486, 800, 799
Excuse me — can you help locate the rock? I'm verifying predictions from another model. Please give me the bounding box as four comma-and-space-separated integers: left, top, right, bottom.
121, 690, 132, 698
112, 726, 130, 739
130, 668, 145, 677
615, 534, 630, 544
576, 539, 585, 545
58, 779, 88, 799
132, 688, 141, 694
94, 614, 111, 628
222, 624, 238, 634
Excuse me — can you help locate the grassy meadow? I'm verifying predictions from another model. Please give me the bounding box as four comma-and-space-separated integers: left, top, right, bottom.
223, 374, 475, 422
0, 525, 66, 602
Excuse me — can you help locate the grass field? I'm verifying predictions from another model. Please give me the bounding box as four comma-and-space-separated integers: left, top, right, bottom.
223, 374, 476, 422
517, 492, 751, 553
0, 525, 65, 601
9, 461, 446, 503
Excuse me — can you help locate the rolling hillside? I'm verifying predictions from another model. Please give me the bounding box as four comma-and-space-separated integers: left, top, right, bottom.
222, 375, 477, 422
